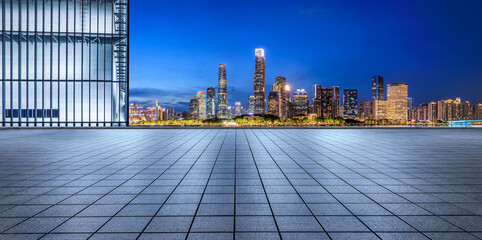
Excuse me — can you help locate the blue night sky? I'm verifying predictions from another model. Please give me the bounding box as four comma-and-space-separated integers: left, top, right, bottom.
130, 0, 482, 112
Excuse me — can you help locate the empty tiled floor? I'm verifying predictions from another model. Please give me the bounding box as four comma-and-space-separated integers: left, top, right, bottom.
0, 128, 481, 240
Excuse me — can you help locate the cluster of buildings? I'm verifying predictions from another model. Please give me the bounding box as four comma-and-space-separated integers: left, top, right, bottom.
185, 48, 428, 122
409, 98, 482, 122
138, 47, 482, 124
129, 101, 175, 123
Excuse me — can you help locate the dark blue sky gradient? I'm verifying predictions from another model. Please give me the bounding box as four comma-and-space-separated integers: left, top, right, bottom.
130, 0, 482, 111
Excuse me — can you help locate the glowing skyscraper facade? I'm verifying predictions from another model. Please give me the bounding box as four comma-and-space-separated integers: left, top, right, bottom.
1, 0, 129, 127
206, 87, 215, 119
254, 48, 265, 114
217, 64, 227, 119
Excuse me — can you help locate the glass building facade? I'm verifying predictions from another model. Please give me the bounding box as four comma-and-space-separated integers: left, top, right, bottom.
1, 0, 128, 127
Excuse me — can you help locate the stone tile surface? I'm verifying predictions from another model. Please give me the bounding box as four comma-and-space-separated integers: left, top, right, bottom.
0, 128, 481, 239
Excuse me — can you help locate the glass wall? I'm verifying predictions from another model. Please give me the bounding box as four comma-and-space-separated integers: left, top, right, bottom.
0, 0, 128, 127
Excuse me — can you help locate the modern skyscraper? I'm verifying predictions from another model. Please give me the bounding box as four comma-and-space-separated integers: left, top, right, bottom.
371, 75, 384, 101
189, 98, 199, 120
218, 64, 227, 118
254, 48, 265, 114
197, 91, 206, 120
235, 102, 241, 116
248, 95, 255, 114
271, 76, 287, 118
321, 88, 333, 119
313, 84, 322, 118
206, 87, 216, 119
1, 0, 129, 127
268, 91, 280, 116
386, 82, 408, 120
332, 86, 340, 118
343, 89, 358, 118
293, 89, 309, 116
285, 85, 292, 117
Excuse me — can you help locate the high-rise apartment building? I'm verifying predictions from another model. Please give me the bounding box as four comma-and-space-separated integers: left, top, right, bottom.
217, 64, 227, 118
371, 75, 384, 101
248, 95, 255, 114
206, 87, 216, 119
321, 88, 333, 119
1, 0, 129, 127
254, 48, 265, 114
332, 86, 340, 118
427, 102, 437, 121
386, 83, 408, 120
343, 89, 358, 118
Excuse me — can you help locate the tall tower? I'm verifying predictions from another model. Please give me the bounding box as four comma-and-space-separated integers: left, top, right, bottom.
254, 48, 266, 114
371, 75, 384, 101
218, 64, 227, 119
206, 87, 216, 119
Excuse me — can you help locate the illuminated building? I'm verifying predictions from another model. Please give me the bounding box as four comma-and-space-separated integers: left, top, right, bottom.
332, 86, 340, 118
129, 104, 140, 123
235, 102, 241, 116
272, 76, 287, 118
313, 84, 322, 118
321, 88, 332, 119
408, 97, 414, 110
218, 64, 227, 118
254, 48, 265, 114
475, 104, 482, 120
343, 89, 358, 118
293, 89, 308, 116
1, 0, 129, 127
371, 75, 384, 101
386, 82, 408, 120
227, 106, 235, 119
197, 91, 206, 120
360, 101, 373, 119
373, 99, 387, 120
153, 100, 163, 121
427, 102, 437, 121
166, 109, 175, 120
188, 98, 198, 120
461, 101, 472, 120
207, 87, 216, 119
248, 95, 255, 114
268, 91, 279, 116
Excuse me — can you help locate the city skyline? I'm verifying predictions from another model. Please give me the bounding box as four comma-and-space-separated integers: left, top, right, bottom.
129, 0, 482, 112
